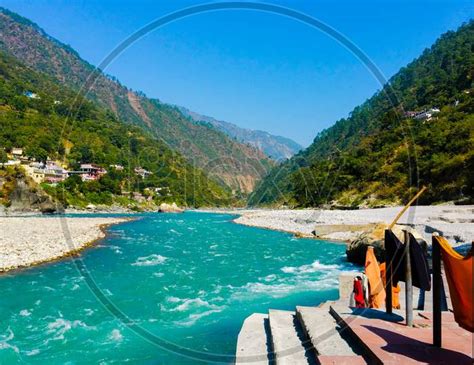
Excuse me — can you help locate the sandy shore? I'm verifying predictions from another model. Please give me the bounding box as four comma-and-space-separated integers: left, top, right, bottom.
0, 216, 129, 272
220, 205, 474, 245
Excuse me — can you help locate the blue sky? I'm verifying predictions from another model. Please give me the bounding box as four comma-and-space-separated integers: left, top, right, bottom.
1, 0, 472, 146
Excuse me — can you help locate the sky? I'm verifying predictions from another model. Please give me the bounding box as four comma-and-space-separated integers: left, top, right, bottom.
1, 0, 472, 146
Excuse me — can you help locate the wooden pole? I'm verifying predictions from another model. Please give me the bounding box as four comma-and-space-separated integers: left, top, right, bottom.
385, 230, 393, 314
388, 186, 427, 230
404, 230, 413, 327
432, 233, 442, 347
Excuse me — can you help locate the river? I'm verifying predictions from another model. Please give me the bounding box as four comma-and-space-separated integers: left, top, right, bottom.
0, 212, 354, 364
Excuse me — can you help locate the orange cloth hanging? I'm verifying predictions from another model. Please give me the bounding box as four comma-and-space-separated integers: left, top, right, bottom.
434, 236, 473, 332
379, 262, 401, 309
365, 246, 386, 308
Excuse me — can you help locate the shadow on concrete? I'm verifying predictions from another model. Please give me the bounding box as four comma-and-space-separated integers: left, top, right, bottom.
349, 307, 404, 322
363, 325, 472, 364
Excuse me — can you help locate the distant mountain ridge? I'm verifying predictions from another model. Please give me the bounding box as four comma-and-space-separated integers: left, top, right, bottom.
177, 106, 302, 161
0, 7, 272, 194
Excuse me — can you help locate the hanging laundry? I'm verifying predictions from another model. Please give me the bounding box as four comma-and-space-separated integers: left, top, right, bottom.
384, 229, 405, 284
434, 236, 473, 332
365, 246, 386, 308
360, 272, 369, 306
380, 262, 401, 309
353, 277, 366, 308
384, 230, 431, 291
408, 233, 431, 291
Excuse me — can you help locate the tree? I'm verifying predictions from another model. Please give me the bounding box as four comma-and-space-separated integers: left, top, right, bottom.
0, 149, 7, 163
25, 146, 48, 163
63, 174, 83, 192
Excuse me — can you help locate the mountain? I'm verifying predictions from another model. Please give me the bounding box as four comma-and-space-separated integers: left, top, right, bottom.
250, 21, 473, 207
0, 7, 273, 194
0, 50, 232, 208
177, 106, 302, 161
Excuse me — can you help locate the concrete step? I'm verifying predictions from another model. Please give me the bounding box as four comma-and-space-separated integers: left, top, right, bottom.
296, 306, 357, 356
236, 313, 273, 364
268, 309, 315, 365
317, 355, 367, 365
315, 300, 335, 310
329, 305, 384, 364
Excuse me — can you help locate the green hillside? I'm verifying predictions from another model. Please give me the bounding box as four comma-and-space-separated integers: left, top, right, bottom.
0, 50, 232, 208
250, 21, 474, 207
0, 7, 273, 194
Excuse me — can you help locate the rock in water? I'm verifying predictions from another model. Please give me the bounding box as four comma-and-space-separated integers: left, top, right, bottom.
158, 202, 184, 213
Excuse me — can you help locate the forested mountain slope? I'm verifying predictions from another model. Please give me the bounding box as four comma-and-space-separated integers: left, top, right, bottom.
0, 7, 272, 194
0, 51, 232, 208
250, 21, 473, 207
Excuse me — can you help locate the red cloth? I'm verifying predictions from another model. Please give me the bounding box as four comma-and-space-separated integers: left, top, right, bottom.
353, 279, 365, 308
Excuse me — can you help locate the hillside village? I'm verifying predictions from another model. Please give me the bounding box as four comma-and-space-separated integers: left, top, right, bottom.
0, 146, 177, 210
1, 148, 153, 183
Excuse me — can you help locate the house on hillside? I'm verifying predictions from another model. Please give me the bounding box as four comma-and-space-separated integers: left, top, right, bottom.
78, 163, 107, 181
134, 167, 152, 179
405, 107, 440, 121
11, 148, 23, 159
414, 107, 440, 121
24, 162, 46, 183
44, 162, 68, 184
30, 168, 46, 184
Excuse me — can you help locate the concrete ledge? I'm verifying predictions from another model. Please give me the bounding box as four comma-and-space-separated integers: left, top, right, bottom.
236, 313, 272, 364
296, 306, 356, 357
269, 309, 312, 365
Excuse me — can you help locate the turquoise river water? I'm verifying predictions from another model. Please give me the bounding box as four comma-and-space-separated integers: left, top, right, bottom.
0, 212, 354, 364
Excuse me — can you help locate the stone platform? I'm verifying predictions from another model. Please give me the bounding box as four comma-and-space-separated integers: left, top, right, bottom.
235, 272, 472, 364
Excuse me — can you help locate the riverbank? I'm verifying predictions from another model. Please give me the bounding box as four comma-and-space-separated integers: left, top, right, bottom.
206, 205, 474, 245
0, 216, 130, 272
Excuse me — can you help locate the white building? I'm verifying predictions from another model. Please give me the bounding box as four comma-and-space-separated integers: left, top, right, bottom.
134, 167, 152, 179
23, 163, 44, 183
413, 108, 440, 121
44, 162, 68, 183
78, 163, 107, 181
11, 148, 23, 158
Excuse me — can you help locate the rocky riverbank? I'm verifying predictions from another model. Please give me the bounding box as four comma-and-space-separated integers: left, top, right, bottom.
231, 205, 473, 245
228, 205, 473, 265
0, 216, 130, 272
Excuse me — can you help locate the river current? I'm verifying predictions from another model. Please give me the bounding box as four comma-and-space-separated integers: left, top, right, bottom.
0, 212, 354, 364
